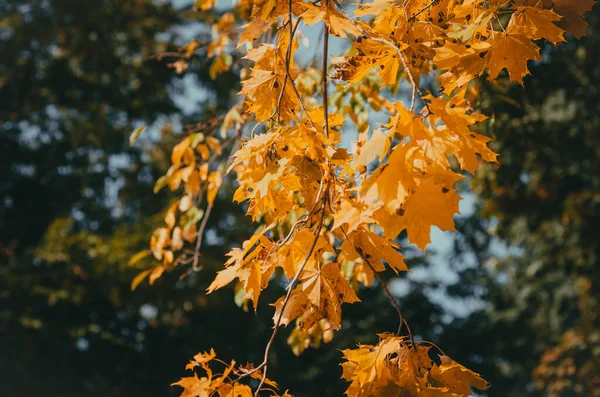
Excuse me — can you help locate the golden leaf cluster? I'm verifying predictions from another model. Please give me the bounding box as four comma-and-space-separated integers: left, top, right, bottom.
132, 0, 595, 396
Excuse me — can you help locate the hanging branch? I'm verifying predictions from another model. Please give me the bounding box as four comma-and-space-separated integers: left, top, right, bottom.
322, 0, 331, 138
271, 5, 302, 124
340, 227, 415, 346
235, 190, 329, 384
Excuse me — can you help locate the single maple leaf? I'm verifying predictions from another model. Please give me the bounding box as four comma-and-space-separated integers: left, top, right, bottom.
215, 383, 253, 397
300, 2, 361, 37
172, 375, 212, 397
351, 128, 393, 171
358, 143, 414, 215
331, 198, 376, 233
429, 356, 489, 395
185, 349, 216, 371
238, 18, 268, 47
239, 30, 300, 122
485, 31, 542, 84
338, 228, 407, 275
392, 175, 462, 249
507, 6, 566, 45
273, 262, 360, 330
207, 228, 275, 308
340, 335, 404, 397
425, 95, 497, 174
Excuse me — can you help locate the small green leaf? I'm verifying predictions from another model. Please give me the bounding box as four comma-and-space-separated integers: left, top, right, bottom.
129, 126, 147, 147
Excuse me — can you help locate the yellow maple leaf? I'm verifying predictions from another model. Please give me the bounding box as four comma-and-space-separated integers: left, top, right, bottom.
507, 6, 566, 45
351, 128, 393, 171
273, 262, 360, 330
207, 228, 275, 308
300, 2, 361, 37
485, 31, 542, 84
172, 375, 212, 397
429, 356, 489, 396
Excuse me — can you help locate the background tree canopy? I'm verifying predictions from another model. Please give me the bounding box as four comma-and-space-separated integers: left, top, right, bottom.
0, 1, 598, 396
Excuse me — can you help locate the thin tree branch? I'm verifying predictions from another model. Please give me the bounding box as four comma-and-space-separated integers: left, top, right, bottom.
270, 3, 302, 124
322, 0, 330, 138
191, 202, 213, 271
254, 364, 269, 397
235, 192, 328, 385
340, 227, 415, 347
364, 259, 415, 346
286, 69, 316, 128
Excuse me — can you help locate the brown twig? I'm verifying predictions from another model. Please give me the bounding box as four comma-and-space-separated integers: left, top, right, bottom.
340, 227, 415, 347
322, 2, 330, 138
191, 202, 213, 271
366, 259, 415, 346
254, 365, 269, 397
286, 69, 316, 128
270, 2, 302, 125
